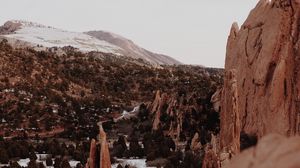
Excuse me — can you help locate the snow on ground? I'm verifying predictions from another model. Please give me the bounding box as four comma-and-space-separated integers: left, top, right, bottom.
69, 160, 81, 167
3, 20, 122, 54
114, 105, 140, 122
18, 158, 30, 167
112, 159, 156, 168
16, 154, 80, 168
17, 157, 150, 168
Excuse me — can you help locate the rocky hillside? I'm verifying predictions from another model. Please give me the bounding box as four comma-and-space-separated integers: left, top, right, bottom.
0, 20, 181, 65
0, 39, 223, 140
86, 31, 181, 65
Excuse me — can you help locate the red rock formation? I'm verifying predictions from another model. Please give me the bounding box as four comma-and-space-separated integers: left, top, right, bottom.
99, 125, 111, 168
86, 139, 96, 168
190, 133, 202, 152
149, 91, 178, 132
211, 88, 222, 113
220, 70, 240, 155
85, 124, 111, 168
149, 90, 201, 144
202, 148, 220, 168
222, 0, 300, 142
224, 134, 300, 168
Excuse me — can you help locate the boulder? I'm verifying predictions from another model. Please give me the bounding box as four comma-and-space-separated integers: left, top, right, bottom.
225, 134, 300, 168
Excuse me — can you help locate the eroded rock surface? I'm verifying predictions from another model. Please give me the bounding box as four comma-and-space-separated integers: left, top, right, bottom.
85, 125, 111, 168
222, 0, 300, 141
220, 70, 240, 155
99, 125, 111, 168
148, 90, 220, 144
225, 134, 300, 168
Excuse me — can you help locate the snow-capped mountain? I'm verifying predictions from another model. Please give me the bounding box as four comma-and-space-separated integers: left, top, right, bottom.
0, 20, 181, 65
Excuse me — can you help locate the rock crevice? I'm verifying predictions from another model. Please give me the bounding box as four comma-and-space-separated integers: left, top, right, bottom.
222, 0, 300, 141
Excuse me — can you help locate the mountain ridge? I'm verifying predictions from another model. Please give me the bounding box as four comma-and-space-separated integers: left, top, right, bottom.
0, 20, 181, 65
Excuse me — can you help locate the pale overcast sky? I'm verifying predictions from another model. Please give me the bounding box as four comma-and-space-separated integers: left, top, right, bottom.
0, 0, 258, 68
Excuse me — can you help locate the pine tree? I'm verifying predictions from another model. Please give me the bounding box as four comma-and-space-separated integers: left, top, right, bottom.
0, 148, 9, 164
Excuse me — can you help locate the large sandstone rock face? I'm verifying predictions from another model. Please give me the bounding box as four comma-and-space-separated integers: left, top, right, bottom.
221, 0, 300, 148
224, 134, 300, 168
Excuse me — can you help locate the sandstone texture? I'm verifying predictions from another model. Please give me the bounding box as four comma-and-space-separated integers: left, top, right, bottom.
221, 0, 300, 144
147, 90, 220, 144
224, 134, 300, 168
85, 125, 111, 168
99, 125, 111, 168
87, 139, 96, 168
220, 70, 240, 154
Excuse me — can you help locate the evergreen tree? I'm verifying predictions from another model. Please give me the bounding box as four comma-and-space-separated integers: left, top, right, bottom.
60, 159, 71, 168
46, 156, 53, 166
0, 148, 9, 164
27, 159, 38, 168
10, 161, 21, 168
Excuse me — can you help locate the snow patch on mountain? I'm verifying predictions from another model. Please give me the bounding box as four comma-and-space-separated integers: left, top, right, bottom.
0, 20, 181, 65
2, 20, 122, 54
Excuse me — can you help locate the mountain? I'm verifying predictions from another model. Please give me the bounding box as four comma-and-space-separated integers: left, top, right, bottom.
0, 20, 181, 65
86, 31, 181, 65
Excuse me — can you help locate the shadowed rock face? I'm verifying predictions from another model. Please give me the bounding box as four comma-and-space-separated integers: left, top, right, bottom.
224, 134, 300, 168
221, 0, 300, 146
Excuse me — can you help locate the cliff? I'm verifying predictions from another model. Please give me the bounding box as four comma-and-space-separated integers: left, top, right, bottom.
221, 0, 300, 143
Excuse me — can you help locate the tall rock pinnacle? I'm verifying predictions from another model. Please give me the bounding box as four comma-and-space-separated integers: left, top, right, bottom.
99, 124, 111, 168
85, 123, 111, 168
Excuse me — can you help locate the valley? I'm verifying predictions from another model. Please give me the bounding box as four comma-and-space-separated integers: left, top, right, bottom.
0, 39, 223, 167
3, 1, 300, 168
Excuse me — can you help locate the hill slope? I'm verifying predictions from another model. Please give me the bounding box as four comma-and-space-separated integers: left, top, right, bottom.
0, 40, 222, 139
0, 20, 181, 65
86, 31, 181, 65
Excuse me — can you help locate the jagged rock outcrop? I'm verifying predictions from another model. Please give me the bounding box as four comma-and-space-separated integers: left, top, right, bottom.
208, 0, 300, 167
211, 88, 222, 113
224, 134, 300, 168
222, 0, 300, 142
147, 89, 220, 145
202, 148, 220, 168
87, 139, 96, 168
148, 90, 183, 140
220, 70, 240, 155
191, 133, 202, 152
99, 125, 111, 168
85, 124, 111, 168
